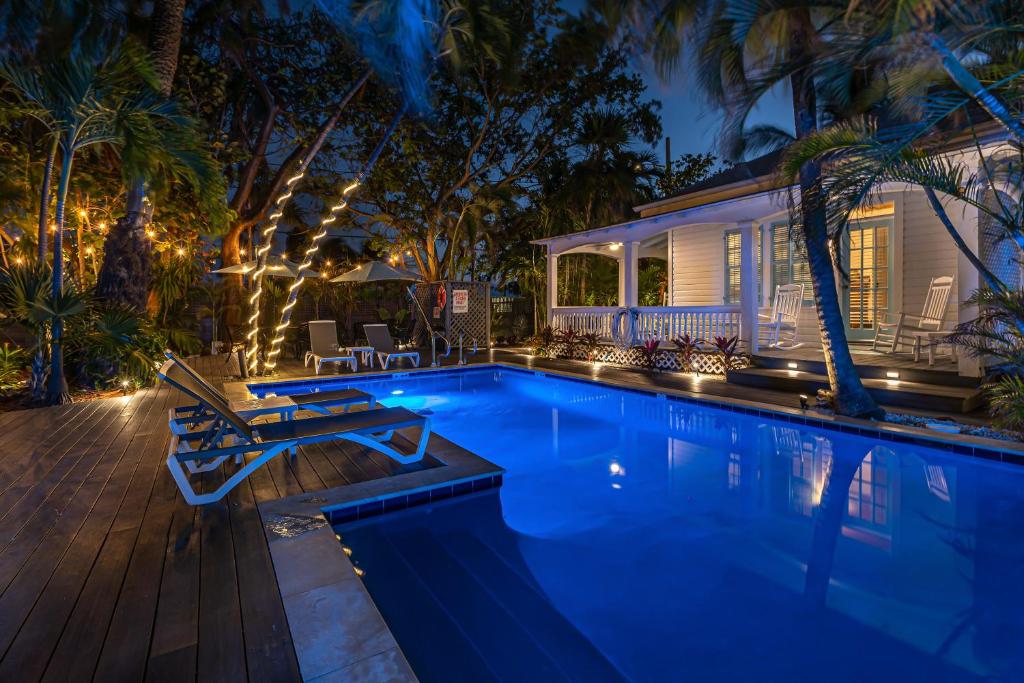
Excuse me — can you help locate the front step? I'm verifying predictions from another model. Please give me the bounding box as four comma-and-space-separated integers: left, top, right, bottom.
750, 353, 979, 388
726, 367, 985, 414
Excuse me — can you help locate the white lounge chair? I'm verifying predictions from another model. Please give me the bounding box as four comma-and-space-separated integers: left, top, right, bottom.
758, 284, 804, 349
872, 275, 954, 364
304, 320, 357, 374
363, 324, 420, 369
165, 351, 375, 422
158, 359, 430, 505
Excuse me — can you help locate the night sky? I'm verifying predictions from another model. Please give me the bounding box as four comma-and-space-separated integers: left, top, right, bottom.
560, 0, 794, 161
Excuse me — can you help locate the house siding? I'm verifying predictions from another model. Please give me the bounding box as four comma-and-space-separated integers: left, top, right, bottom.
901, 190, 959, 325
666, 190, 964, 348
668, 224, 729, 306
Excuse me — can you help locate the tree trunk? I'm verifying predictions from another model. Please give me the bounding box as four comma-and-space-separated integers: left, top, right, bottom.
803, 442, 862, 609
96, 184, 153, 311
95, 0, 185, 310
789, 13, 881, 419
46, 147, 74, 406
37, 138, 57, 262
263, 105, 407, 371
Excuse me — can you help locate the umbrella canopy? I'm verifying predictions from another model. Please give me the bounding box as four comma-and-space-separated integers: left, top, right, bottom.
212, 255, 319, 279
329, 260, 423, 283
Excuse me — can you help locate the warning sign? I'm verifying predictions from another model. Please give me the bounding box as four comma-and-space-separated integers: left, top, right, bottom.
452, 289, 469, 314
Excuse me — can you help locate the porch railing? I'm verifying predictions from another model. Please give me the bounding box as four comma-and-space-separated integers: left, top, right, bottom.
550, 305, 742, 345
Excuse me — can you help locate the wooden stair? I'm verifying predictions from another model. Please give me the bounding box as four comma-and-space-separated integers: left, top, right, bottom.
727, 354, 985, 414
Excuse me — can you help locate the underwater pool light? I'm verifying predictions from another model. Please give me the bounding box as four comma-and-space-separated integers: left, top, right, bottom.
391, 389, 405, 395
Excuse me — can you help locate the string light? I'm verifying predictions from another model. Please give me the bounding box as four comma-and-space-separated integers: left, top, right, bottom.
98, 222, 107, 231
176, 247, 185, 256
77, 209, 87, 219
262, 104, 407, 373
146, 229, 156, 239
14, 256, 24, 265
245, 169, 307, 374
263, 180, 361, 371
86, 247, 94, 255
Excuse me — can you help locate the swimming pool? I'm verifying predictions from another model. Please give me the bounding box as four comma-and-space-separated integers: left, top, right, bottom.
256, 367, 1024, 682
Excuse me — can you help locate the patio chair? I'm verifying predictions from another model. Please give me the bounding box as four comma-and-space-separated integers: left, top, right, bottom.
304, 320, 357, 374
872, 276, 954, 364
158, 359, 430, 505
164, 351, 375, 421
757, 284, 805, 349
363, 323, 420, 369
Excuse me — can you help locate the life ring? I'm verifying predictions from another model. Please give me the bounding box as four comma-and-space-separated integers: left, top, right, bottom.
436, 285, 447, 310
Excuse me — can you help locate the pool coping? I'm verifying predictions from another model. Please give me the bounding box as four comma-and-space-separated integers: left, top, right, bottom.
250, 426, 503, 682
238, 359, 1024, 465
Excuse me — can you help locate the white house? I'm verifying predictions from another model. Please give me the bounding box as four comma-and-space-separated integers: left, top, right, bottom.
533, 144, 1020, 379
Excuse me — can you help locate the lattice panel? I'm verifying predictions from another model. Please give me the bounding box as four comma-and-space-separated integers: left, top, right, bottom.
445, 281, 490, 346
411, 281, 490, 347
546, 343, 749, 376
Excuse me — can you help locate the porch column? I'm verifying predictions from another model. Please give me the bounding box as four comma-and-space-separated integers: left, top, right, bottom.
956, 205, 982, 377
546, 248, 558, 327
739, 221, 759, 353
617, 241, 639, 307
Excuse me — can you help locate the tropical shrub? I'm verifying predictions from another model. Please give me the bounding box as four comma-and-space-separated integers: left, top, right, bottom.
529, 325, 555, 356
712, 335, 740, 371
557, 327, 579, 359
580, 332, 601, 361
948, 287, 1024, 429
66, 303, 165, 388
636, 336, 662, 373
672, 334, 703, 374
987, 376, 1024, 432
0, 344, 26, 392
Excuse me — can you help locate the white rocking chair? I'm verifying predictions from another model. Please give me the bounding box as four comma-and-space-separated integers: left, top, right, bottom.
871, 275, 955, 365
758, 284, 805, 349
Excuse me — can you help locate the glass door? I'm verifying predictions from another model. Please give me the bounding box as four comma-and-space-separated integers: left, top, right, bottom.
844, 219, 892, 340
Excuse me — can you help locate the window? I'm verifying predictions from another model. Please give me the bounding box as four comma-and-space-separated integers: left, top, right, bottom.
769, 223, 814, 304
723, 228, 762, 305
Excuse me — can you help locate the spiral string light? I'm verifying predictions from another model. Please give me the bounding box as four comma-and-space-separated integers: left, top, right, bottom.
262, 106, 408, 372
262, 180, 361, 371
245, 168, 306, 374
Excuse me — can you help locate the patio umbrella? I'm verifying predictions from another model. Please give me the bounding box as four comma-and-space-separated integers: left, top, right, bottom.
213, 255, 319, 278
329, 260, 423, 283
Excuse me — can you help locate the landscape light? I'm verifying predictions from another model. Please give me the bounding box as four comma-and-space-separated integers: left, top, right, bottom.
146, 229, 156, 239
86, 247, 94, 255
787, 362, 798, 369
176, 248, 185, 256
799, 394, 809, 410
886, 371, 899, 379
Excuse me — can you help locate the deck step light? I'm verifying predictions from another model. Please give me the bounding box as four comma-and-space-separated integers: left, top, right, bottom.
787, 362, 798, 370
886, 371, 900, 379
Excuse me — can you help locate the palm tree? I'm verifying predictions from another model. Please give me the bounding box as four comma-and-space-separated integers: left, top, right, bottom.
0, 41, 223, 403
600, 0, 882, 418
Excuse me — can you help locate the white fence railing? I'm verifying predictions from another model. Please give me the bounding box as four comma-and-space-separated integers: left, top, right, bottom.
550, 305, 742, 345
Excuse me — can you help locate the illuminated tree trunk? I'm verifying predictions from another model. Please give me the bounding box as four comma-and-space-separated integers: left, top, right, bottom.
790, 11, 881, 419
245, 70, 371, 372
262, 105, 406, 372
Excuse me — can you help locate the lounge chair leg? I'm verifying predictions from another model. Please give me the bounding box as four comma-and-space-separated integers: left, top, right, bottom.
169, 442, 294, 506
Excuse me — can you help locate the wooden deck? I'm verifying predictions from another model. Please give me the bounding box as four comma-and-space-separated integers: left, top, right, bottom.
0, 355, 431, 683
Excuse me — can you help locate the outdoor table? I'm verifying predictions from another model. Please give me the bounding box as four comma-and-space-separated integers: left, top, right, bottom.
229, 396, 298, 456
349, 346, 375, 368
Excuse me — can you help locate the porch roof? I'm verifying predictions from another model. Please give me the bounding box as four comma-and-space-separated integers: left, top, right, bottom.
531, 187, 786, 255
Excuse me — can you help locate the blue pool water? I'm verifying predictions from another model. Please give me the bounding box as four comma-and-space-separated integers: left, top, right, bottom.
256, 367, 1024, 682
